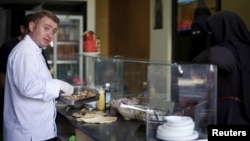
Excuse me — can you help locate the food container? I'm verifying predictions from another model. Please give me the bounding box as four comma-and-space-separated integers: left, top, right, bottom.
59, 86, 98, 107
117, 104, 148, 120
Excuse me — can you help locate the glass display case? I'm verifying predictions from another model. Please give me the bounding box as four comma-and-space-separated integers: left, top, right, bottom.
146, 64, 217, 140
71, 54, 217, 140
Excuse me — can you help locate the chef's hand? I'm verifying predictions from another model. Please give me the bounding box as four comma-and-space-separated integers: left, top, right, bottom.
58, 80, 74, 96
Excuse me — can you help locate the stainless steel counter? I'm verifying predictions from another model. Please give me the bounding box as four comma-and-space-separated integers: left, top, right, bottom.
56, 101, 146, 141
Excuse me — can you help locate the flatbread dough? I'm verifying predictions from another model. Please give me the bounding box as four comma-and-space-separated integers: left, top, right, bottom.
76, 116, 117, 124
72, 108, 116, 124
72, 109, 106, 118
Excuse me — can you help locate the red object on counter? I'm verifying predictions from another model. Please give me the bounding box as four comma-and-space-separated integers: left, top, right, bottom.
84, 31, 95, 41
83, 31, 97, 52
84, 40, 97, 52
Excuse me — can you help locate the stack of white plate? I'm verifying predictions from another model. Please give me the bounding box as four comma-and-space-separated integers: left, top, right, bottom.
156, 116, 199, 141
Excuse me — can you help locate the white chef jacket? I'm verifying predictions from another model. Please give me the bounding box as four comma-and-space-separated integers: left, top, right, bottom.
4, 35, 61, 141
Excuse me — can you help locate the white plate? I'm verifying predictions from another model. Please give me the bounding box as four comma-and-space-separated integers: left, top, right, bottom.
157, 130, 199, 141
162, 121, 194, 131
165, 119, 194, 127
157, 125, 194, 136
164, 116, 192, 124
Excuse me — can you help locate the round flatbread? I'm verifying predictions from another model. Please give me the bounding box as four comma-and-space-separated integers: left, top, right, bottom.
76, 116, 117, 124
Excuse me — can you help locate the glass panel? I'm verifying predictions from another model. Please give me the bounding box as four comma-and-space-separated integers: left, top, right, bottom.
173, 0, 220, 62
146, 64, 217, 140
178, 0, 218, 33
78, 54, 217, 141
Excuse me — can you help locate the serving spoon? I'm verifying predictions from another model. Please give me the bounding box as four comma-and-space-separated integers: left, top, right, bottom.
119, 103, 154, 113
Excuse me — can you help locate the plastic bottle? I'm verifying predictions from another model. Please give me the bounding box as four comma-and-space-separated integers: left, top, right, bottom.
97, 89, 105, 111
104, 83, 111, 110
142, 81, 148, 103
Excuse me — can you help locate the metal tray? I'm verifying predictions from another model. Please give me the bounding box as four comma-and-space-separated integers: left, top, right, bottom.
58, 86, 99, 106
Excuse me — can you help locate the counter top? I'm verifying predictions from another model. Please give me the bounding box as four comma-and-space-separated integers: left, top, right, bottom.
56, 102, 146, 141
56, 101, 208, 141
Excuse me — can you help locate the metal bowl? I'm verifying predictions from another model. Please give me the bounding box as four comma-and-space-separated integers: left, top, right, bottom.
118, 104, 149, 120
134, 108, 167, 123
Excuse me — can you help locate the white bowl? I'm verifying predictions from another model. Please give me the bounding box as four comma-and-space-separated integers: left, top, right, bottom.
135, 109, 167, 122
157, 130, 199, 141
157, 124, 194, 136
162, 120, 194, 131
164, 115, 192, 124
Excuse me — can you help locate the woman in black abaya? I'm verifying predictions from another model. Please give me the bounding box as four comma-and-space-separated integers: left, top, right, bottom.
193, 11, 250, 124
188, 15, 211, 61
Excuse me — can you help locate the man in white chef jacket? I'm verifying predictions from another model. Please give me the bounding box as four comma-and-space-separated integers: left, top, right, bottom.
3, 10, 74, 141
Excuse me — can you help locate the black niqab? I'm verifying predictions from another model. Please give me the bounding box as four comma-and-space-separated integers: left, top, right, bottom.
188, 15, 210, 61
